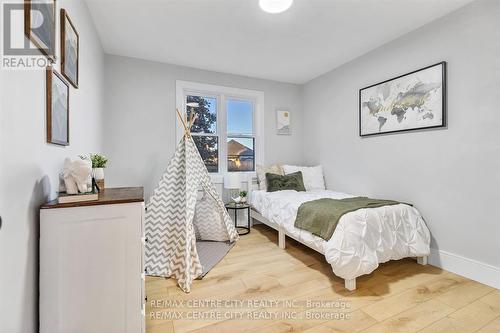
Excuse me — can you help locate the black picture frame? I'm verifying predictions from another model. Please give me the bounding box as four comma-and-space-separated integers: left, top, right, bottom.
359, 61, 447, 137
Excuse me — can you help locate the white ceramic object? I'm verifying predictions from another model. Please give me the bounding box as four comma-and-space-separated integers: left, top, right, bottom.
63, 158, 92, 194
231, 196, 242, 204
93, 167, 105, 180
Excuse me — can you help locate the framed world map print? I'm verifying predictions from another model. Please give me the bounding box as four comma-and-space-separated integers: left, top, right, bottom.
359, 62, 446, 137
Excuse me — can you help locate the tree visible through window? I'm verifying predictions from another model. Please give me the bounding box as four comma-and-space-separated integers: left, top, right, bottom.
184, 90, 257, 174
186, 95, 218, 173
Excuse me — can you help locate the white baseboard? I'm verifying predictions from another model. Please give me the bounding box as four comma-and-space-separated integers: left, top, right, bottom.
429, 248, 500, 289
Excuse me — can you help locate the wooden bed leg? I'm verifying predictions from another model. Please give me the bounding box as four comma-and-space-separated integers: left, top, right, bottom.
417, 256, 428, 265
345, 278, 356, 291
278, 228, 286, 249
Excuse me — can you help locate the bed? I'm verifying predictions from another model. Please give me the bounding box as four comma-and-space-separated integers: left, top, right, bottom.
248, 184, 431, 291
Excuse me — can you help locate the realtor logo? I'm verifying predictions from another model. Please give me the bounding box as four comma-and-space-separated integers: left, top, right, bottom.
2, 1, 55, 69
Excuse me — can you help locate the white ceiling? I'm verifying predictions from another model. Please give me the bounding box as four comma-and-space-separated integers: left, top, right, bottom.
86, 0, 473, 84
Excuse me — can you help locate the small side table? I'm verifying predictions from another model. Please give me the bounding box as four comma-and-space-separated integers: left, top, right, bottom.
225, 202, 251, 235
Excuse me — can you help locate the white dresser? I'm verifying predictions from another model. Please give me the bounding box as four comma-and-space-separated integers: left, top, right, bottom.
40, 187, 146, 333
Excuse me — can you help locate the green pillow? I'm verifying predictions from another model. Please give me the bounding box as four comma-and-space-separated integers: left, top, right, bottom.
266, 171, 306, 192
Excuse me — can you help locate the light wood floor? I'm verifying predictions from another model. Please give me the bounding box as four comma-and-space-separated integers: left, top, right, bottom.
146, 225, 500, 333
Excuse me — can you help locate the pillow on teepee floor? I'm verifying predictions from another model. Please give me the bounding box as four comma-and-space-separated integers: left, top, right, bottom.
193, 193, 229, 241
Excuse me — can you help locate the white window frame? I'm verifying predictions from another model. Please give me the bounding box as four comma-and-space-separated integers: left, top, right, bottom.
176, 80, 265, 179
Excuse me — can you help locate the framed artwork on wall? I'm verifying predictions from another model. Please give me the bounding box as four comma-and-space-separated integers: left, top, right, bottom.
60, 8, 79, 88
46, 66, 70, 146
276, 109, 291, 135
25, 0, 57, 62
359, 61, 446, 137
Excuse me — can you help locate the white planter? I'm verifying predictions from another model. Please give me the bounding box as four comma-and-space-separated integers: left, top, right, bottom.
93, 168, 105, 180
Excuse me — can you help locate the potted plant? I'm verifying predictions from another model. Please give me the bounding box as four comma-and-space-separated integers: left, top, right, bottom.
85, 153, 108, 190
240, 190, 248, 203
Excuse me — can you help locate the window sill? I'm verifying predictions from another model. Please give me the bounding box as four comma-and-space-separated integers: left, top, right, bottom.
209, 173, 256, 184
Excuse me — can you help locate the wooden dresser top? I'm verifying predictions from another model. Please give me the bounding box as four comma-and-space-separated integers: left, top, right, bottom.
41, 187, 144, 209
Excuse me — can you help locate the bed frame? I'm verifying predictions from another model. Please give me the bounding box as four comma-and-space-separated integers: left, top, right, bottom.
246, 176, 428, 291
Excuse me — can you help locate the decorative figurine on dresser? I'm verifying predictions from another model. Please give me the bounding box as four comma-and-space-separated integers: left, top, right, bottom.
57, 156, 98, 203
39, 187, 146, 333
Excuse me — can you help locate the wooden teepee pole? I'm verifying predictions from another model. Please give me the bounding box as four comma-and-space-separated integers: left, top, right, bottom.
176, 108, 189, 137
188, 112, 193, 130
176, 108, 199, 136
189, 114, 198, 130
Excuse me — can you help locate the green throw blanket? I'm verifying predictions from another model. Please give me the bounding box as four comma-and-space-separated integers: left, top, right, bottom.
294, 197, 404, 241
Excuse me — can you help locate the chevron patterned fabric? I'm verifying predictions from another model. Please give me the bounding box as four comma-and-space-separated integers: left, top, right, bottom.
145, 136, 239, 292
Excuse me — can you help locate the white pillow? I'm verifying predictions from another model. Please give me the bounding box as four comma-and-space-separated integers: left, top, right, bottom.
193, 194, 228, 241
282, 165, 325, 191
256, 164, 283, 191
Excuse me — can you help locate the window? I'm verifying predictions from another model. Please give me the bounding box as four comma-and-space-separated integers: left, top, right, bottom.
186, 95, 219, 173
227, 99, 255, 172
177, 81, 264, 175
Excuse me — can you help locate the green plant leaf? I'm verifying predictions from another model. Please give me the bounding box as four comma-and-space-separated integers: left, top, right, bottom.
89, 153, 108, 168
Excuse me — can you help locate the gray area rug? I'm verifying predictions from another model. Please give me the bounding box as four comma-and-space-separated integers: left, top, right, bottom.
196, 241, 235, 278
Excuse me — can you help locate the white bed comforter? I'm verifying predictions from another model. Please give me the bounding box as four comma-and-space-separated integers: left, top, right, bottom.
250, 190, 430, 280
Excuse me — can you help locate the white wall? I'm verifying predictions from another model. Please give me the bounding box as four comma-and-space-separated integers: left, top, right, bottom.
302, 0, 500, 287
1, 1, 499, 331
0, 1, 105, 332
103, 55, 303, 199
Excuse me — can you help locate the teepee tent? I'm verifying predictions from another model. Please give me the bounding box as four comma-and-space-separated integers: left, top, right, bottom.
145, 110, 239, 292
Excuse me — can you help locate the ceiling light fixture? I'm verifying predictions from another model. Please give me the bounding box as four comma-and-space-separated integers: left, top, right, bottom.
259, 0, 293, 14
